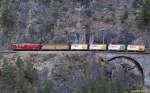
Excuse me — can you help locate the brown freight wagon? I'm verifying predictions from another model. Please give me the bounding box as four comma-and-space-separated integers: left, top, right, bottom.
41, 44, 69, 50
41, 44, 55, 50
55, 44, 69, 50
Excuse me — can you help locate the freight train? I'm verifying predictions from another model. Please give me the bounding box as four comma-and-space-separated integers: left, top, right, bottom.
11, 43, 145, 52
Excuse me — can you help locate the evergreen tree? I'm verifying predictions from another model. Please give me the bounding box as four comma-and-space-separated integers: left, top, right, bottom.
137, 0, 150, 26
42, 80, 55, 93
0, 0, 13, 28
85, 74, 94, 93
1, 58, 15, 84
75, 88, 83, 93
120, 10, 129, 23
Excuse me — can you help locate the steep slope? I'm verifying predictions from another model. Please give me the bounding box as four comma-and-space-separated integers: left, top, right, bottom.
0, 0, 149, 49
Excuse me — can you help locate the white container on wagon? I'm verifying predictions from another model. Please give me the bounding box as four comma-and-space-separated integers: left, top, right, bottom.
127, 45, 145, 51
108, 44, 126, 51
89, 44, 107, 50
71, 44, 88, 50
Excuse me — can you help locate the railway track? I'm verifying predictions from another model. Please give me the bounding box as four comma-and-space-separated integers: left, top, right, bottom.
0, 50, 150, 54
0, 51, 16, 53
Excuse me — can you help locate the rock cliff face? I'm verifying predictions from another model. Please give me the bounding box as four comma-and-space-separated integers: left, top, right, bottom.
0, 0, 149, 49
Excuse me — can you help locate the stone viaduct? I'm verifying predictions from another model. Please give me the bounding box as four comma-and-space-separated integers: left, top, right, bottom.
2, 51, 150, 85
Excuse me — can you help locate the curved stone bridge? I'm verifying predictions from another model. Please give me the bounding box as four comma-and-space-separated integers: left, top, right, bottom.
97, 52, 150, 86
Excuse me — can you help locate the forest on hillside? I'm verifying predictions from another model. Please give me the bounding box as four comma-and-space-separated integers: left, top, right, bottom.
0, 0, 149, 49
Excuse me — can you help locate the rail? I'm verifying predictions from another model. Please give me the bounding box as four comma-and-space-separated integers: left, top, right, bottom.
0, 50, 150, 54
0, 51, 16, 53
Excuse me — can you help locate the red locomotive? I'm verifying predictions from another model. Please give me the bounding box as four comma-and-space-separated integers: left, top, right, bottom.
11, 43, 41, 50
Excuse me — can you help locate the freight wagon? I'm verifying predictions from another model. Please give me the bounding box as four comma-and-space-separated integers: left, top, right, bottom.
127, 45, 145, 52
108, 44, 126, 51
89, 44, 107, 50
71, 44, 88, 50
41, 44, 69, 50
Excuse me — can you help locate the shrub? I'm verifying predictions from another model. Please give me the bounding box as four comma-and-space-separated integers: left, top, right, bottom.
78, 71, 128, 93
76, 0, 90, 5
16, 57, 37, 83
120, 10, 129, 23
16, 57, 24, 69
104, 13, 116, 24
42, 80, 55, 93
22, 82, 33, 93
104, 17, 113, 23
136, 0, 150, 26
0, 0, 14, 29
0, 57, 37, 93
85, 74, 94, 93
84, 9, 93, 17
24, 62, 37, 83
15, 69, 26, 92
1, 58, 16, 84
75, 88, 83, 93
